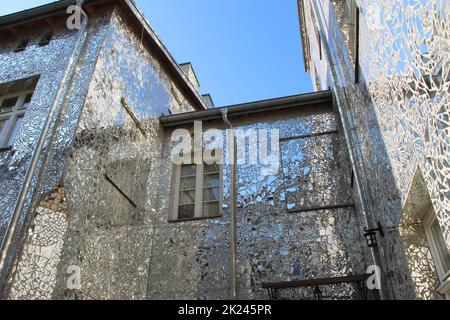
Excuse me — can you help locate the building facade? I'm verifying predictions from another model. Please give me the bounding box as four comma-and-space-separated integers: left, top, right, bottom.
298, 0, 449, 299
0, 0, 447, 300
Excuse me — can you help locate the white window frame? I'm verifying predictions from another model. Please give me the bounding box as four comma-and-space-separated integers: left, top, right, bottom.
423, 207, 450, 298
0, 90, 33, 149
170, 160, 223, 222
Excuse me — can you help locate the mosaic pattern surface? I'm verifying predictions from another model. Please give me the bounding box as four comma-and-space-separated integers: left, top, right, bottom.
4, 1, 370, 300
9, 187, 68, 300
50, 8, 199, 299
5, 5, 198, 299
0, 6, 114, 292
302, 0, 449, 299
148, 109, 365, 300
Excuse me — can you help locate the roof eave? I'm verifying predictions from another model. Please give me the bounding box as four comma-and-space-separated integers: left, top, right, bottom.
160, 90, 333, 128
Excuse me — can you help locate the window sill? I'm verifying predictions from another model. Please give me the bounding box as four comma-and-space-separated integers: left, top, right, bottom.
436, 274, 450, 296
168, 215, 222, 224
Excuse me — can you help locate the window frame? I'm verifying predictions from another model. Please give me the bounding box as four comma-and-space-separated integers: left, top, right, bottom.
170, 160, 223, 222
423, 207, 450, 296
0, 90, 33, 149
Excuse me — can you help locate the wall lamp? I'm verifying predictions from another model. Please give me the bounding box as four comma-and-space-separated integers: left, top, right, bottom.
313, 286, 323, 300
363, 222, 384, 248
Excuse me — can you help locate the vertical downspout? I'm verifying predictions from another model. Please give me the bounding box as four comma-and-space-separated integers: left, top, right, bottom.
0, 0, 89, 293
309, 0, 387, 300
221, 108, 238, 300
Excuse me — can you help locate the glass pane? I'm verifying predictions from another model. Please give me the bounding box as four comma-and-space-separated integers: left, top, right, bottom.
203, 202, 219, 217
203, 187, 220, 202
0, 97, 18, 113
178, 204, 195, 220
180, 176, 195, 190
179, 190, 195, 205
181, 164, 196, 177
204, 163, 220, 173
204, 173, 220, 187
431, 219, 450, 272
21, 93, 33, 109
7, 116, 24, 146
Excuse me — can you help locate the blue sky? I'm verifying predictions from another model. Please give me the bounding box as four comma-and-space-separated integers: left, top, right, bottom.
0, 0, 313, 107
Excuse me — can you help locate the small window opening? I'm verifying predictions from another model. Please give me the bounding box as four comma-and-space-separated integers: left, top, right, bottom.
14, 38, 29, 52
38, 32, 53, 47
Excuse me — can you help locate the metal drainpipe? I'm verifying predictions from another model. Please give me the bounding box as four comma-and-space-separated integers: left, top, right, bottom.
0, 0, 89, 292
221, 108, 238, 300
310, 0, 388, 300
333, 89, 388, 300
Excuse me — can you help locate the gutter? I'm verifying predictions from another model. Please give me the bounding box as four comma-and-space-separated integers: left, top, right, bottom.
221, 109, 238, 300
310, 1, 388, 299
160, 91, 333, 127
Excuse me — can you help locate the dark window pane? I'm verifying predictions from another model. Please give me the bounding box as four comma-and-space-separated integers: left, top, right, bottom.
203, 187, 220, 202
21, 93, 33, 109
14, 39, 29, 52
180, 176, 195, 190
204, 163, 220, 173
0, 97, 18, 113
7, 116, 24, 146
203, 202, 219, 217
204, 173, 220, 187
178, 204, 195, 220
179, 190, 195, 205
38, 32, 52, 46
181, 164, 196, 177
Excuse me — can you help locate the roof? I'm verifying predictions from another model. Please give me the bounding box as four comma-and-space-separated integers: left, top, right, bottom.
160, 90, 333, 127
0, 0, 207, 110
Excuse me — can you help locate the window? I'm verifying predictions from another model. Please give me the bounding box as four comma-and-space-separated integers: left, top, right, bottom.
171, 160, 222, 221
0, 91, 33, 149
38, 32, 53, 47
424, 207, 450, 297
14, 38, 29, 52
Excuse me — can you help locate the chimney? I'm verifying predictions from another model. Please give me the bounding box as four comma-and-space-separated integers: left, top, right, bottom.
179, 62, 200, 92
201, 94, 215, 109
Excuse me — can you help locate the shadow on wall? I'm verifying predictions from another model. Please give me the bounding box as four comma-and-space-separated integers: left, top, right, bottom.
324, 0, 418, 300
